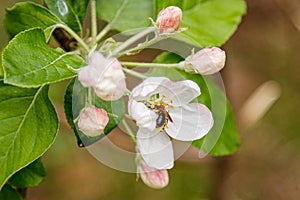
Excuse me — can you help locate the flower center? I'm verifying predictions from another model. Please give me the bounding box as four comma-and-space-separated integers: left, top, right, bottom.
143, 94, 174, 131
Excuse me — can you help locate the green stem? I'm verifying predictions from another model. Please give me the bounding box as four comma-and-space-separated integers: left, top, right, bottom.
111, 27, 156, 57
122, 68, 148, 79
124, 113, 134, 120
96, 0, 129, 42
116, 36, 161, 57
116, 28, 188, 57
96, 23, 112, 42
56, 24, 90, 52
121, 119, 136, 144
91, 0, 97, 47
125, 88, 131, 96
121, 61, 180, 68
86, 87, 94, 107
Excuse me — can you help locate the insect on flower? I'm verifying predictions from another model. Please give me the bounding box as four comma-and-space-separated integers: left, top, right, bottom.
145, 95, 174, 131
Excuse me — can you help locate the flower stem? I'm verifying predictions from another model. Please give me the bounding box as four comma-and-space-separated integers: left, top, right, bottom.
124, 113, 134, 120
90, 0, 97, 47
121, 61, 180, 68
86, 87, 94, 107
56, 24, 90, 53
121, 119, 136, 144
111, 27, 156, 57
96, 23, 111, 42
116, 36, 161, 57
125, 88, 131, 96
122, 68, 148, 79
96, 0, 129, 42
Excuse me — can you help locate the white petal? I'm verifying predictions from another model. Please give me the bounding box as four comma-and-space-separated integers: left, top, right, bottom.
137, 128, 174, 169
166, 103, 213, 141
131, 77, 170, 101
128, 100, 156, 131
78, 66, 98, 87
88, 52, 105, 70
157, 79, 201, 107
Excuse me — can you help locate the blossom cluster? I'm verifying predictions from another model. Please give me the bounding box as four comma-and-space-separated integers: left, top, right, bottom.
76, 6, 226, 189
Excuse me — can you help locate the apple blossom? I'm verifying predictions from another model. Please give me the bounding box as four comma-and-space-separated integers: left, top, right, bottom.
78, 52, 126, 101
138, 160, 169, 189
156, 6, 182, 33
128, 77, 214, 169
78, 107, 109, 137
179, 47, 226, 75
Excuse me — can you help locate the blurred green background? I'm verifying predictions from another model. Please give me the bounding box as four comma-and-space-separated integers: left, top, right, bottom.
1, 0, 300, 199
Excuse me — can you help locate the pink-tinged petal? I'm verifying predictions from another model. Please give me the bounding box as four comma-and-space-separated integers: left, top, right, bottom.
111, 78, 127, 100
157, 79, 201, 106
78, 107, 109, 137
92, 55, 126, 101
184, 47, 226, 75
78, 66, 97, 87
137, 129, 174, 169
128, 100, 156, 131
138, 161, 169, 189
131, 77, 169, 101
88, 52, 106, 71
157, 6, 182, 33
166, 103, 213, 141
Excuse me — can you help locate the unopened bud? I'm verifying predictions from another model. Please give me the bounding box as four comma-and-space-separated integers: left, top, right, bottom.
179, 47, 226, 75
138, 161, 169, 189
156, 6, 182, 33
78, 107, 109, 137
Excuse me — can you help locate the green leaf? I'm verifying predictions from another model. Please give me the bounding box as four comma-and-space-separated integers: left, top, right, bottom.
0, 82, 58, 189
64, 78, 125, 147
154, 0, 246, 47
45, 0, 89, 33
8, 158, 46, 188
2, 28, 84, 88
0, 185, 23, 200
0, 52, 3, 78
96, 0, 153, 32
154, 0, 205, 16
4, 2, 63, 41
149, 52, 240, 156
67, 0, 90, 23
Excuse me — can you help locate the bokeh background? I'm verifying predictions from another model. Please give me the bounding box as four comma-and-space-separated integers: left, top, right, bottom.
1, 0, 300, 199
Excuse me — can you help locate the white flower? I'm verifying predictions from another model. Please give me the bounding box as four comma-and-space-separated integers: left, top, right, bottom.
179, 47, 226, 75
128, 77, 214, 169
78, 52, 126, 101
78, 106, 109, 137
156, 6, 182, 33
138, 160, 169, 189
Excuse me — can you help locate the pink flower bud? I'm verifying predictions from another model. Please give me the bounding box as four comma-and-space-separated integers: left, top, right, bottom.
78, 52, 126, 101
156, 6, 182, 33
78, 107, 109, 137
180, 47, 226, 75
138, 161, 169, 189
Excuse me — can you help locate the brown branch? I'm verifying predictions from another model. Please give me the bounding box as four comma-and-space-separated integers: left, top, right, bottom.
16, 187, 27, 199
53, 28, 78, 52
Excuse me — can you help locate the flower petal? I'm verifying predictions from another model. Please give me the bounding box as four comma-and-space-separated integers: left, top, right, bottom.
128, 100, 156, 131
131, 77, 170, 101
88, 52, 105, 71
78, 66, 98, 87
166, 103, 213, 141
138, 161, 169, 189
137, 128, 174, 169
156, 79, 201, 107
